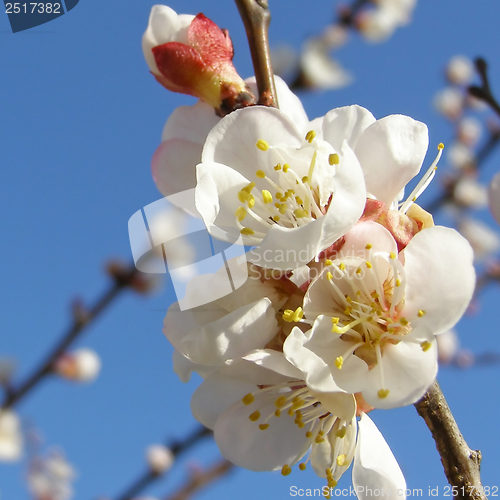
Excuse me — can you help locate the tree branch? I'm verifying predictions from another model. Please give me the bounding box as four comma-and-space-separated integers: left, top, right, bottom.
1, 263, 141, 410
414, 381, 486, 500
114, 426, 211, 500
235, 0, 278, 107
165, 459, 234, 500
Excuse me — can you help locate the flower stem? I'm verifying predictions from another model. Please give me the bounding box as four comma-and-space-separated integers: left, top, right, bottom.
235, 0, 278, 107
414, 381, 486, 500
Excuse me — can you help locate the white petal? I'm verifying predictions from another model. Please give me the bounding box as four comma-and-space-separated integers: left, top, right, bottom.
152, 139, 201, 196
283, 324, 353, 394
402, 226, 475, 335
314, 105, 376, 151
488, 171, 500, 224
353, 413, 406, 500
164, 297, 277, 366
246, 75, 310, 131
354, 115, 429, 204
214, 392, 310, 470
362, 340, 438, 409
161, 101, 219, 144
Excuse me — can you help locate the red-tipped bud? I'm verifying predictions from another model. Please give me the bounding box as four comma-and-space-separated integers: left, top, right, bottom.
142, 5, 254, 114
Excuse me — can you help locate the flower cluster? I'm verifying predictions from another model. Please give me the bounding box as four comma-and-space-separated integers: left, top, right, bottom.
143, 5, 475, 497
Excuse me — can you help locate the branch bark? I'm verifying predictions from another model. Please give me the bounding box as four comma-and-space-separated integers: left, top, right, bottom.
235, 0, 278, 107
414, 381, 486, 500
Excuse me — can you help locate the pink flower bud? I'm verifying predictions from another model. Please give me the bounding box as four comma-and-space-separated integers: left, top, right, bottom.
54, 349, 101, 382
146, 444, 174, 474
142, 5, 253, 113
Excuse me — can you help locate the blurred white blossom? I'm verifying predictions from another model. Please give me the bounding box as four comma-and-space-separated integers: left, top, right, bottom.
445, 56, 474, 86
459, 217, 500, 259
434, 87, 464, 121
453, 177, 488, 208
146, 445, 174, 474
54, 348, 101, 383
0, 410, 22, 462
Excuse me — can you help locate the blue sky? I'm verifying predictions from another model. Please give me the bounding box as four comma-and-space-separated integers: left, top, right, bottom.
1, 0, 499, 498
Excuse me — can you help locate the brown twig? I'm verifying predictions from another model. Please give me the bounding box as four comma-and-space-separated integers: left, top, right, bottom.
414, 382, 486, 500
235, 0, 278, 107
114, 426, 211, 500
166, 458, 234, 500
469, 58, 500, 119
1, 263, 140, 410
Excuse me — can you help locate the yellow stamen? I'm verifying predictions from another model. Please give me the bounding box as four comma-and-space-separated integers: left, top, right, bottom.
378, 389, 390, 399
256, 139, 269, 151
235, 206, 247, 222
389, 252, 396, 260
259, 423, 269, 430
240, 227, 254, 236
241, 393, 254, 405
438, 142, 444, 150
283, 163, 290, 172
299, 463, 307, 471
336, 427, 346, 438
326, 271, 333, 281
336, 454, 346, 466
325, 259, 333, 266
281, 464, 292, 476
256, 169, 266, 178
335, 356, 344, 370
249, 410, 260, 421
421, 341, 432, 352
262, 189, 273, 204
365, 243, 372, 250
329, 153, 340, 165
305, 130, 316, 143
274, 163, 281, 171
294, 208, 308, 218
418, 309, 426, 317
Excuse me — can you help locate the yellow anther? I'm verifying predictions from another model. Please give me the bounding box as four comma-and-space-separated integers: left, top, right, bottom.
294, 208, 308, 218
389, 252, 396, 260
335, 356, 344, 370
400, 317, 409, 326
275, 193, 283, 201
235, 206, 247, 222
281, 464, 292, 476
279, 204, 288, 215
256, 169, 266, 178
299, 463, 307, 471
329, 153, 340, 165
241, 393, 254, 405
292, 307, 304, 322
274, 163, 281, 171
325, 259, 333, 266
262, 189, 273, 204
275, 396, 287, 409
305, 130, 316, 143
418, 309, 426, 317
295, 196, 304, 205
282, 309, 294, 322
242, 181, 255, 193
331, 317, 339, 324
283, 163, 290, 172
256, 139, 269, 151
247, 194, 255, 208
249, 410, 261, 421
421, 341, 432, 352
326, 271, 333, 281
438, 142, 445, 150
366, 261, 373, 269
365, 243, 373, 250
344, 306, 352, 316
339, 262, 346, 270
378, 389, 390, 399
259, 423, 269, 430
240, 227, 255, 236
336, 454, 347, 467
305, 431, 313, 438
272, 215, 280, 222
315, 434, 325, 443
301, 176, 309, 183
346, 296, 352, 303
274, 409, 281, 417
395, 278, 401, 287
336, 427, 347, 438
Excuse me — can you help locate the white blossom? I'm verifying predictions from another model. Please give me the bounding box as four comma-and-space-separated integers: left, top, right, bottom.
284, 221, 475, 409
146, 445, 174, 474
0, 410, 22, 462
445, 56, 474, 86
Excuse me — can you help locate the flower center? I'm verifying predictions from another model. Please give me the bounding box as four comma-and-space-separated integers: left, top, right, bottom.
235, 130, 339, 237
240, 381, 355, 484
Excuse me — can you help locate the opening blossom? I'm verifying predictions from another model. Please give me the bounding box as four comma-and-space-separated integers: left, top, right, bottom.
142, 5, 254, 114
190, 349, 406, 498
284, 221, 475, 409
0, 410, 22, 462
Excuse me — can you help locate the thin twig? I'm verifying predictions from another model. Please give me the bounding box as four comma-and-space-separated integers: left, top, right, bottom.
235, 0, 278, 107
469, 58, 500, 118
114, 426, 211, 500
166, 459, 234, 500
1, 264, 139, 410
414, 382, 486, 500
